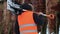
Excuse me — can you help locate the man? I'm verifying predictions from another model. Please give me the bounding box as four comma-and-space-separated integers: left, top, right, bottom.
7, 0, 54, 34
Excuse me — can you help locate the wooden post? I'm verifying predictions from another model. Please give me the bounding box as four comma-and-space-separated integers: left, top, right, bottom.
46, 0, 50, 34
46, 0, 59, 34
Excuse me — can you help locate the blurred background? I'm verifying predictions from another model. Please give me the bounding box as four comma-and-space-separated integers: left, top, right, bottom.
0, 0, 60, 34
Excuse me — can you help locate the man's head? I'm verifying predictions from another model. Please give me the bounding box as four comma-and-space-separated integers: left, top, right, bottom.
21, 3, 33, 11
12, 0, 24, 4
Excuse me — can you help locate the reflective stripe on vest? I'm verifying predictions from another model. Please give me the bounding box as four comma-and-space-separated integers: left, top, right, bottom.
20, 30, 37, 34
18, 11, 38, 34
19, 24, 36, 28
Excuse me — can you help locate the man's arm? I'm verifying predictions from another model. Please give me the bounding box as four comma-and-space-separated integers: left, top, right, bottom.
37, 12, 55, 19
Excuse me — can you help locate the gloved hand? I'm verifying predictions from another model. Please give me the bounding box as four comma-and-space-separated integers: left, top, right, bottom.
46, 14, 55, 19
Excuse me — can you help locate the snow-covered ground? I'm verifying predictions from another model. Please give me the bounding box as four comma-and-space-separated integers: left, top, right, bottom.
46, 24, 50, 34
59, 27, 60, 34
38, 25, 60, 34
39, 32, 41, 34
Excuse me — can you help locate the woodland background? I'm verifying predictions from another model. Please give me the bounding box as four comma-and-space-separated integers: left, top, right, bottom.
0, 0, 60, 34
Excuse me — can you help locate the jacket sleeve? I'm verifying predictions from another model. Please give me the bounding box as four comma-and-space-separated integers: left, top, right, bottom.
33, 13, 47, 32
33, 13, 45, 26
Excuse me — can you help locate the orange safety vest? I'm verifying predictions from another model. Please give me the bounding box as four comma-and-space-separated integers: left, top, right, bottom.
18, 11, 38, 34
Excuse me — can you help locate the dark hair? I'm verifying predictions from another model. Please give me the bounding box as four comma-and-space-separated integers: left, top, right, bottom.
21, 3, 32, 11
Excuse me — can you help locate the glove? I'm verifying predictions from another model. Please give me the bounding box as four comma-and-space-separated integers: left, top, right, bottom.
47, 14, 55, 19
